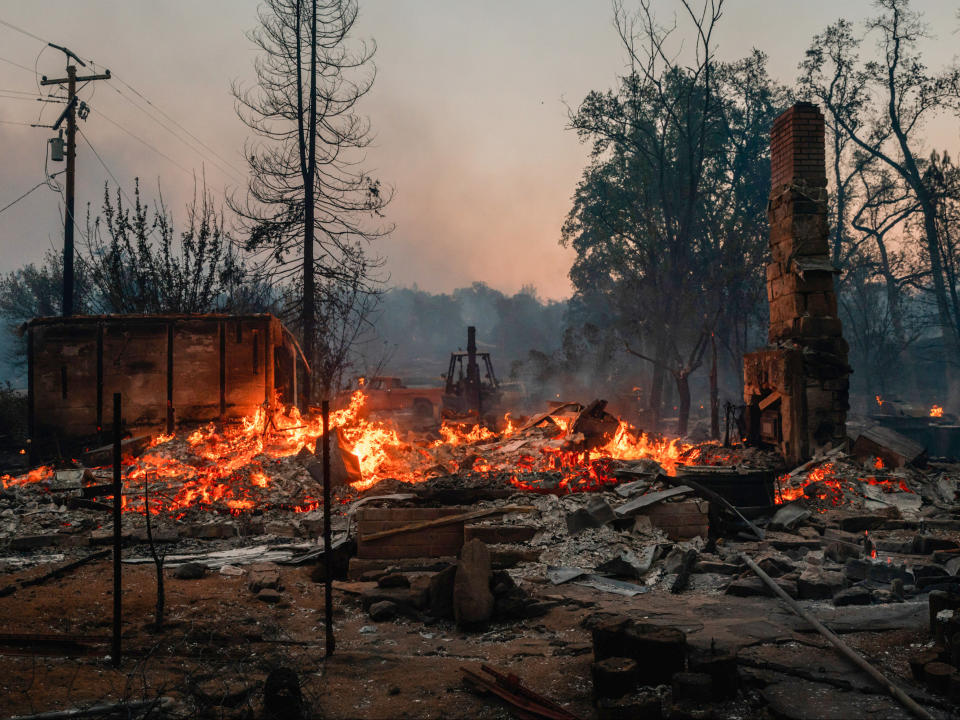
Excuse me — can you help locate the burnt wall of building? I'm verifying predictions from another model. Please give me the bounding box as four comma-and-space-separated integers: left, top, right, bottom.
744, 103, 850, 464
29, 314, 293, 445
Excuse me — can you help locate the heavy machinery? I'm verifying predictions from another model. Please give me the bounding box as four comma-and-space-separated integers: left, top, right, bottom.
441, 326, 503, 420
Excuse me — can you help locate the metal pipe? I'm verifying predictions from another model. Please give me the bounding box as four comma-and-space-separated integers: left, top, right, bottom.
740, 553, 933, 720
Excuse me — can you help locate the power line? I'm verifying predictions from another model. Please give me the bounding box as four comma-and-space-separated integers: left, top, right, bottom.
0, 119, 34, 126
0, 18, 48, 44
91, 107, 195, 177
0, 179, 49, 215
0, 55, 36, 74
103, 80, 244, 184
109, 74, 247, 179
77, 125, 136, 208
0, 16, 247, 186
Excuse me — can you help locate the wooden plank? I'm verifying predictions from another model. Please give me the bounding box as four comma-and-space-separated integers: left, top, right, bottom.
358, 505, 535, 543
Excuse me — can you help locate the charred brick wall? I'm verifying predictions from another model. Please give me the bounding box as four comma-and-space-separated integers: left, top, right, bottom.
744, 103, 850, 464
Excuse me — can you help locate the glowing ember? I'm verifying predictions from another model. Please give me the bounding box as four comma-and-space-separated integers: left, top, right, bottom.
776, 461, 915, 507
1, 392, 739, 514
876, 394, 883, 406
930, 404, 944, 418
874, 456, 885, 470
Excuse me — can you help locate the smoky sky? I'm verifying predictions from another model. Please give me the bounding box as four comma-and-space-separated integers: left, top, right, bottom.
1, 0, 959, 301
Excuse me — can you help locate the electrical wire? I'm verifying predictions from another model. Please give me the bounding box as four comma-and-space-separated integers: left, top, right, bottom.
0, 179, 50, 215
0, 55, 35, 74
77, 125, 136, 208
104, 80, 244, 185
91, 107, 195, 178
108, 75, 247, 179
1, 16, 247, 187
0, 18, 47, 44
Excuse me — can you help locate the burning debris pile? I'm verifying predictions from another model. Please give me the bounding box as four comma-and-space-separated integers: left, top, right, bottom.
0, 393, 743, 520
2, 389, 960, 718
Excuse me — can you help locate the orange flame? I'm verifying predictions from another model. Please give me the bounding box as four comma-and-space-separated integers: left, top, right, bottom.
930, 404, 944, 418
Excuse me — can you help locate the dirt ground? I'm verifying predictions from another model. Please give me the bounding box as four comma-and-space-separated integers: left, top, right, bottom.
0, 554, 951, 720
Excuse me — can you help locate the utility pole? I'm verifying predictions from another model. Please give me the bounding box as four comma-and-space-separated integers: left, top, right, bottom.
40, 44, 110, 317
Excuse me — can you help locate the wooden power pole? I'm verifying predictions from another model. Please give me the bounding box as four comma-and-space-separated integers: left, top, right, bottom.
40, 44, 110, 317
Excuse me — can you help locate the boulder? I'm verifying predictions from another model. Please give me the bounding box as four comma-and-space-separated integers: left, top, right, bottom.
173, 562, 207, 580
369, 600, 398, 622
833, 586, 872, 606
796, 569, 845, 600
453, 539, 494, 628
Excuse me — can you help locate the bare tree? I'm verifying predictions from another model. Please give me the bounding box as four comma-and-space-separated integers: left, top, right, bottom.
231, 0, 392, 402
800, 0, 960, 368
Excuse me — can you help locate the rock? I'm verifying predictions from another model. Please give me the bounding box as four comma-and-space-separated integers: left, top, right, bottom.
360, 586, 424, 616
796, 569, 845, 600
257, 588, 283, 604
377, 573, 410, 589
453, 539, 494, 628
369, 600, 398, 622
219, 564, 244, 577
173, 562, 206, 580
769, 502, 811, 531
833, 586, 872, 606
248, 564, 282, 593
428, 564, 457, 620
824, 541, 860, 564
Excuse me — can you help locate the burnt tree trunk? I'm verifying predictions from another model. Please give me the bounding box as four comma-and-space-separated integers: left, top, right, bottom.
676, 372, 691, 437
709, 333, 719, 440
648, 337, 668, 431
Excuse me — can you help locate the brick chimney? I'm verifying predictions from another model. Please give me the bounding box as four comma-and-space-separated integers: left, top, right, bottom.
743, 102, 851, 464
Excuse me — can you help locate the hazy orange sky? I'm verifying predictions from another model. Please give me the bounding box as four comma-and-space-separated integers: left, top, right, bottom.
1, 1, 958, 300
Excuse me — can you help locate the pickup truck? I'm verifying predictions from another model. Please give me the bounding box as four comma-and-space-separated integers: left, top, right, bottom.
336, 376, 444, 419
